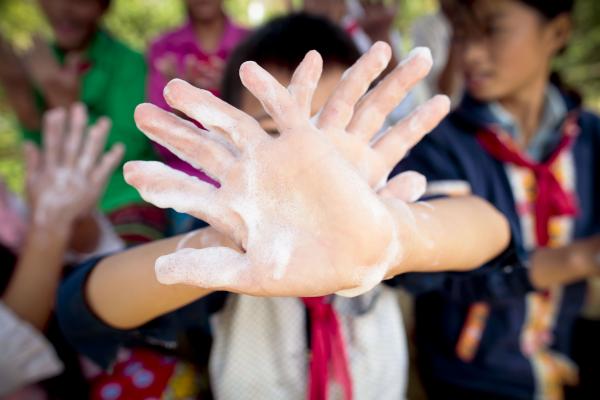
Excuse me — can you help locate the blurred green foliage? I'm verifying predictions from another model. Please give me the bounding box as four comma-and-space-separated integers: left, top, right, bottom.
0, 0, 598, 193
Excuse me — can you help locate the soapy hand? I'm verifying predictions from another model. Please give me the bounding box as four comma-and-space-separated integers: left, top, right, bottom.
125, 42, 449, 297
25, 104, 124, 229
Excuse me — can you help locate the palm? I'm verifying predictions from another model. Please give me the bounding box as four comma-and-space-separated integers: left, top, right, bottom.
26, 105, 123, 226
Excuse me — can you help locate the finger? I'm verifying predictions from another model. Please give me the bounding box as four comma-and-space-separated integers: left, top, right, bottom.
30, 36, 51, 58
184, 54, 197, 81
317, 41, 391, 131
156, 53, 177, 81
23, 141, 41, 185
164, 78, 264, 150
373, 95, 450, 171
134, 103, 236, 180
288, 50, 323, 117
155, 247, 255, 292
378, 171, 426, 202
239, 61, 303, 134
42, 107, 67, 170
90, 142, 125, 194
208, 55, 225, 69
78, 117, 111, 174
123, 160, 228, 230
348, 47, 433, 141
64, 103, 87, 167
64, 51, 84, 75
192, 76, 216, 90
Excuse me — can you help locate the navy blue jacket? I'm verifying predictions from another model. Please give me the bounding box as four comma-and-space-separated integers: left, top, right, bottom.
389, 94, 600, 399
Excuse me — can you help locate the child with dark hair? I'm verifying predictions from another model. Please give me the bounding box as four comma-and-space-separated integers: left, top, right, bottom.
0, 0, 166, 247
56, 13, 513, 399
220, 13, 361, 108
393, 0, 600, 398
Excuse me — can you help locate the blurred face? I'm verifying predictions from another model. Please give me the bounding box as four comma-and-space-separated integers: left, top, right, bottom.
303, 0, 347, 23
39, 0, 106, 51
450, 0, 570, 102
186, 0, 224, 23
240, 64, 346, 136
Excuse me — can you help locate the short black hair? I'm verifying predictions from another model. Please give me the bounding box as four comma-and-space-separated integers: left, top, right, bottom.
221, 13, 361, 107
517, 0, 575, 20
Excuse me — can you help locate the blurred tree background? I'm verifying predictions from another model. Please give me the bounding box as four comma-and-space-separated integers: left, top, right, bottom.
0, 0, 598, 193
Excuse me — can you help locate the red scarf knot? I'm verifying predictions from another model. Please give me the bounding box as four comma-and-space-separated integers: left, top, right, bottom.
476, 114, 580, 246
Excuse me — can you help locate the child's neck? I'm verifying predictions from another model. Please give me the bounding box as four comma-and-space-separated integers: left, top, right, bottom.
498, 73, 549, 150
193, 13, 226, 53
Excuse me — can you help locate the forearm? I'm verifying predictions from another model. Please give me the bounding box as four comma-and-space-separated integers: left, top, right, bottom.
387, 196, 510, 277
1, 80, 41, 131
529, 241, 600, 289
2, 225, 70, 330
87, 228, 218, 329
529, 248, 576, 289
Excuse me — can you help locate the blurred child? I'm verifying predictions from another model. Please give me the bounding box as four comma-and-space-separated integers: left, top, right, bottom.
147, 0, 248, 185
0, 104, 123, 398
57, 14, 513, 400
0, 0, 165, 246
394, 0, 600, 398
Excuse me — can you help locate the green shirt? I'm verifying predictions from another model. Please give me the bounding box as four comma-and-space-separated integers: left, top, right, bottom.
22, 30, 157, 212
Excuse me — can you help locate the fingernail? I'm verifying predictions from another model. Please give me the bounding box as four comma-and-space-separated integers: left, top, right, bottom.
408, 47, 433, 63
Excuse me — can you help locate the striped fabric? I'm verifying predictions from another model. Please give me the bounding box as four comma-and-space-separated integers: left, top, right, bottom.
107, 204, 168, 246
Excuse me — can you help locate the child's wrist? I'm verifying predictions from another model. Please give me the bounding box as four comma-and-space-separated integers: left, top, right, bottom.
29, 209, 74, 238
379, 198, 421, 278
26, 222, 72, 250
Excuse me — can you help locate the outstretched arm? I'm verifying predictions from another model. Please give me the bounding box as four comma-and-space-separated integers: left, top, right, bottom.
3, 105, 123, 329
85, 42, 509, 328
88, 195, 508, 329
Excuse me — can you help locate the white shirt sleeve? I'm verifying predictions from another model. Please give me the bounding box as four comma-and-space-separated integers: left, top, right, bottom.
0, 302, 63, 396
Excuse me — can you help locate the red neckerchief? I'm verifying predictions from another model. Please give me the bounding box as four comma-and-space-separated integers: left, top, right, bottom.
302, 296, 353, 400
476, 114, 580, 246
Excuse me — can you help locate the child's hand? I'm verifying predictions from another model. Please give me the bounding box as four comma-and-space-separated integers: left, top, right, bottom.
24, 37, 82, 108
155, 52, 179, 83
25, 104, 124, 231
530, 235, 600, 289
185, 55, 225, 91
156, 53, 225, 91
125, 43, 449, 297
564, 236, 600, 278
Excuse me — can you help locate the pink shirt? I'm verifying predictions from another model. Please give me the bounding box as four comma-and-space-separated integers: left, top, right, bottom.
147, 18, 249, 183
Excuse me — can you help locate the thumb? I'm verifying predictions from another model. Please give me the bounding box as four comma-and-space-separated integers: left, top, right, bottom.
378, 171, 426, 203
155, 247, 253, 292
